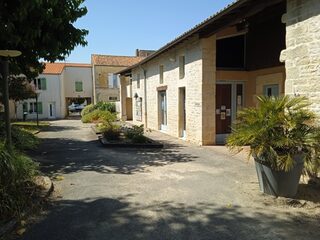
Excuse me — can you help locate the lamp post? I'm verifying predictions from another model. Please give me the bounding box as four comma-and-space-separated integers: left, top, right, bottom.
0, 50, 22, 151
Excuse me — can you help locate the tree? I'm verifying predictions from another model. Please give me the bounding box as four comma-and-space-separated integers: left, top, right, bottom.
0, 0, 88, 97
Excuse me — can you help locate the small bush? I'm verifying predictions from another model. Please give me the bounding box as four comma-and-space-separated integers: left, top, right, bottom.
131, 134, 148, 143
81, 102, 116, 117
102, 124, 121, 141
81, 104, 95, 117
0, 123, 39, 151
95, 102, 116, 113
0, 143, 39, 221
81, 109, 116, 124
125, 125, 147, 143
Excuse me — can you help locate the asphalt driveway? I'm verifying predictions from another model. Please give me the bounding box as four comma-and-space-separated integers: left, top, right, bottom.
19, 120, 320, 240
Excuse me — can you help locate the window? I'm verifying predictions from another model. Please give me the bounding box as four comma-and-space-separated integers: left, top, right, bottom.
22, 102, 28, 113
33, 78, 47, 90
29, 102, 43, 114
108, 73, 120, 88
159, 65, 164, 84
264, 84, 279, 97
179, 56, 185, 79
137, 74, 140, 89
109, 96, 118, 101
75, 81, 83, 92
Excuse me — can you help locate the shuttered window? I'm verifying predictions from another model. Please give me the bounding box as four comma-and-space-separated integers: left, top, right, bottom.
179, 56, 185, 79
33, 77, 47, 90
37, 102, 43, 114
75, 81, 83, 92
28, 102, 42, 114
159, 65, 164, 84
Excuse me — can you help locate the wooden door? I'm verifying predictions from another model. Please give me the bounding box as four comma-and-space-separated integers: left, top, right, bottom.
216, 84, 232, 134
126, 98, 133, 120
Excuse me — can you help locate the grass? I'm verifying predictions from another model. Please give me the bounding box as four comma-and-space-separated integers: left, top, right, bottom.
12, 121, 50, 134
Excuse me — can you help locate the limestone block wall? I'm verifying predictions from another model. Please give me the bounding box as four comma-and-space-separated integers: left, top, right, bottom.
93, 65, 125, 103
201, 35, 216, 145
281, 0, 320, 113
130, 36, 206, 145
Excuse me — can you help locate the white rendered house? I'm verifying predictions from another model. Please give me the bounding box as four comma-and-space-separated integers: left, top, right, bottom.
16, 63, 93, 120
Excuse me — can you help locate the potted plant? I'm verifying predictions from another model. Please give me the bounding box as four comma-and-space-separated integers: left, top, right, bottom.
227, 96, 319, 198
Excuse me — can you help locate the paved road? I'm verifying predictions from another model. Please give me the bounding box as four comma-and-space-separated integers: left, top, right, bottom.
20, 120, 319, 240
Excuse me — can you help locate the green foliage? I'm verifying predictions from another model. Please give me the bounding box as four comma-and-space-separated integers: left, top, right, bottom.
0, 122, 39, 150
81, 104, 95, 117
125, 125, 148, 143
81, 102, 116, 117
81, 109, 116, 124
95, 102, 116, 113
0, 0, 88, 100
0, 143, 39, 221
304, 128, 320, 179
102, 124, 121, 141
227, 96, 320, 172
7, 77, 35, 102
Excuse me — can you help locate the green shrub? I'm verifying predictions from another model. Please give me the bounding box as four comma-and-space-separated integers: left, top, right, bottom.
102, 124, 121, 141
81, 104, 95, 117
131, 134, 148, 143
81, 109, 117, 124
95, 101, 116, 113
227, 96, 320, 172
0, 143, 39, 221
125, 125, 147, 143
0, 122, 39, 151
81, 102, 116, 117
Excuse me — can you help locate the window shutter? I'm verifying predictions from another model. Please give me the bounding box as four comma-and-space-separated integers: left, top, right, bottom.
75, 81, 83, 92
37, 102, 43, 114
41, 78, 47, 90
108, 73, 114, 88
23, 102, 28, 112
179, 56, 185, 79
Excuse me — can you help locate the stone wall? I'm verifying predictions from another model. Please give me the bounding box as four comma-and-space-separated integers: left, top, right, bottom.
281, 0, 320, 113
130, 35, 208, 145
92, 65, 126, 103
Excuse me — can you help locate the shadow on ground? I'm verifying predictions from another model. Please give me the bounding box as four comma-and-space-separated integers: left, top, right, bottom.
29, 137, 197, 175
18, 196, 320, 240
38, 125, 82, 132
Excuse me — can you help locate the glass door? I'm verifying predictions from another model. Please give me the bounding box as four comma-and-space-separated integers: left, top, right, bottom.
159, 91, 167, 130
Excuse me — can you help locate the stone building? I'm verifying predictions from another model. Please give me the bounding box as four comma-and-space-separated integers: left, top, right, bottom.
119, 0, 320, 145
91, 54, 144, 103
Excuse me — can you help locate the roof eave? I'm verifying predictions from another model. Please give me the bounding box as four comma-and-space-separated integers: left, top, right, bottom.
117, 0, 249, 75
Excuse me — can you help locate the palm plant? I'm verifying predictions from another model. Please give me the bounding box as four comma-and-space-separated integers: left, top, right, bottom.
227, 95, 319, 172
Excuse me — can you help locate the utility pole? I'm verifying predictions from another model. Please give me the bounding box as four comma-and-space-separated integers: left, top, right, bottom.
0, 50, 22, 152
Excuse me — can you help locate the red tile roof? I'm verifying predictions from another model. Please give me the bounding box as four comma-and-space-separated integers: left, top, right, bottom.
42, 63, 91, 75
91, 54, 144, 67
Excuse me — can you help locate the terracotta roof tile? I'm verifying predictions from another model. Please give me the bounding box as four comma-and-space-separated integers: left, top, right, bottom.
42, 63, 91, 75
91, 54, 144, 66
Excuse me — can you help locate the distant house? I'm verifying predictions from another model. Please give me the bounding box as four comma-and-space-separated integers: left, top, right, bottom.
118, 0, 320, 145
16, 62, 92, 120
91, 54, 145, 103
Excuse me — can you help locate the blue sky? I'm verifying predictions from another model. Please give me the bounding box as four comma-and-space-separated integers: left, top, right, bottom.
65, 0, 234, 63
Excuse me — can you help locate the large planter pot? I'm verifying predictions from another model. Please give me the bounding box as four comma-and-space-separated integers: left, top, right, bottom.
254, 154, 305, 198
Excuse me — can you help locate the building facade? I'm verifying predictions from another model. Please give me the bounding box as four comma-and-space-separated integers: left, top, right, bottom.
119, 0, 320, 145
16, 63, 93, 120
91, 54, 144, 103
